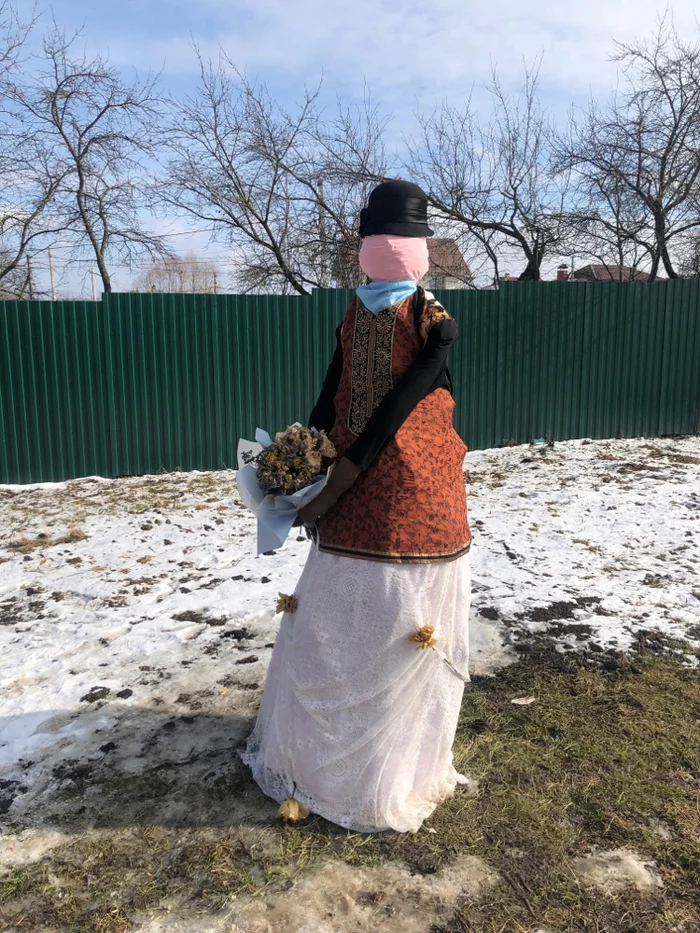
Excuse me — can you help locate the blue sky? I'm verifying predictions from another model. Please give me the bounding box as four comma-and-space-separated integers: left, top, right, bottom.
17, 0, 700, 293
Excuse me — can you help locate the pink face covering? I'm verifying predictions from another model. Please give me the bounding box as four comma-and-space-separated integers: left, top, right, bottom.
359, 234, 430, 282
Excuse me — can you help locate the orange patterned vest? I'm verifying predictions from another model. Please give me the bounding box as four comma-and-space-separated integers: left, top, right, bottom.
319, 294, 471, 564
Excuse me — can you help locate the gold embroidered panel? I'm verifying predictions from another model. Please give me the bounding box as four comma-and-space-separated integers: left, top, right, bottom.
348, 304, 398, 436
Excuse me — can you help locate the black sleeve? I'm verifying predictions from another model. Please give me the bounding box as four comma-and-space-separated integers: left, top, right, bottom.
308, 323, 343, 433
345, 317, 458, 472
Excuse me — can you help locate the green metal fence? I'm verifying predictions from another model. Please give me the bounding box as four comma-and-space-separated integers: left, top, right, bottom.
1, 283, 699, 484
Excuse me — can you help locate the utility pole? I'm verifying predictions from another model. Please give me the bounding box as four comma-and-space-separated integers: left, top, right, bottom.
27, 256, 34, 300
318, 177, 329, 288
213, 270, 218, 294
48, 246, 57, 301
90, 269, 97, 301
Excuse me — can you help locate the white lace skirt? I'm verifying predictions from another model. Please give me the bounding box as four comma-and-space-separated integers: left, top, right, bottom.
242, 546, 471, 833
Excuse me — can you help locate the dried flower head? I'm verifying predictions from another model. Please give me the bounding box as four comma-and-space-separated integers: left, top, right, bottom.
409, 625, 437, 650
277, 797, 310, 822
276, 593, 298, 615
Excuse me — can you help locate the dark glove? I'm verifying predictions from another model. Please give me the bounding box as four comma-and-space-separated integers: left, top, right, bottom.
298, 457, 361, 525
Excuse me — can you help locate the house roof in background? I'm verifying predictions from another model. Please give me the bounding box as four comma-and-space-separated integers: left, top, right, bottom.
571, 264, 663, 282
427, 239, 471, 280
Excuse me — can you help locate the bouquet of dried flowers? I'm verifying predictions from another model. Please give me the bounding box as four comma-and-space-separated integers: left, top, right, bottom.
243, 425, 336, 496
236, 424, 336, 555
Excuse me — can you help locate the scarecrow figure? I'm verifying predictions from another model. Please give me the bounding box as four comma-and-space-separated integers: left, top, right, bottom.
243, 180, 472, 833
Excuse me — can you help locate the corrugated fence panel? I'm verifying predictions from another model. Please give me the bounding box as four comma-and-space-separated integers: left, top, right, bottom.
0, 300, 109, 483
662, 280, 700, 437
1, 284, 699, 484
100, 290, 347, 477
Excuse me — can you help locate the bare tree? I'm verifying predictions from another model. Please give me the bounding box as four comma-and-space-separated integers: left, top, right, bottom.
0, 4, 68, 293
163, 52, 390, 294
307, 92, 392, 287
0, 132, 68, 294
132, 252, 219, 293
559, 18, 700, 280
163, 56, 318, 295
678, 235, 700, 278
564, 178, 651, 279
9, 24, 167, 293
0, 0, 31, 80
0, 249, 29, 297
409, 63, 572, 283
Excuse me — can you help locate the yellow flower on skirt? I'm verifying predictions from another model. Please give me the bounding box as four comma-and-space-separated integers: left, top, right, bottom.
409, 625, 437, 650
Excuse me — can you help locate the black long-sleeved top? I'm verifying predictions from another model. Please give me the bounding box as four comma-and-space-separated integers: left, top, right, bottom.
309, 316, 457, 472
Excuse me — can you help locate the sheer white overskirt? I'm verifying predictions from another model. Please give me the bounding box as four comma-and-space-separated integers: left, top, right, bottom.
241, 546, 471, 833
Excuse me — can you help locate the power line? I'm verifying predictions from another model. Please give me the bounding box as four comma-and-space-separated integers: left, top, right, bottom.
40, 252, 240, 267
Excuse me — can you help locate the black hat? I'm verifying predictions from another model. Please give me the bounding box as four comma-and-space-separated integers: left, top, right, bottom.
359, 179, 434, 238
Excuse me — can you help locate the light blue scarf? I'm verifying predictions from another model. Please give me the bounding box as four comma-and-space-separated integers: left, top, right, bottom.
356, 280, 417, 315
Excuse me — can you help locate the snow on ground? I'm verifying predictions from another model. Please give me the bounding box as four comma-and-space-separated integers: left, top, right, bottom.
0, 436, 698, 838
466, 436, 700, 657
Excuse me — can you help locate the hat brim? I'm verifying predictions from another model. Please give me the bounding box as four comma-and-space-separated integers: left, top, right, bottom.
360, 220, 434, 238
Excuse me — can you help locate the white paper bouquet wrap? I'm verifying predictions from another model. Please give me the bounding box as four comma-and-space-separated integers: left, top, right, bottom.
236, 427, 331, 555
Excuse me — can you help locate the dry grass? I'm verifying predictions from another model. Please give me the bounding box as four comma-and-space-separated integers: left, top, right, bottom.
8, 525, 87, 553
8, 534, 50, 554
61, 525, 88, 545
2, 649, 699, 932
0, 829, 257, 932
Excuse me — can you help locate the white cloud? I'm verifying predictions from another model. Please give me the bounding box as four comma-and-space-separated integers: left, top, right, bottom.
143, 0, 699, 106
44, 0, 700, 116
